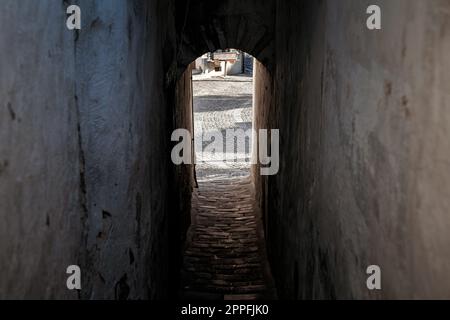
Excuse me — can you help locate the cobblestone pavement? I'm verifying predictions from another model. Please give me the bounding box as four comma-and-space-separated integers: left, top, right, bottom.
181, 75, 276, 300
193, 75, 253, 181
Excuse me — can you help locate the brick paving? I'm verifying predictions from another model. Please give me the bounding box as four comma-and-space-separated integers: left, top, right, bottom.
181, 176, 275, 300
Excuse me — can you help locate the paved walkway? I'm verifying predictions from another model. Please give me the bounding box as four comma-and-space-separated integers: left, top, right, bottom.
193, 75, 253, 181
181, 177, 275, 300
181, 75, 275, 300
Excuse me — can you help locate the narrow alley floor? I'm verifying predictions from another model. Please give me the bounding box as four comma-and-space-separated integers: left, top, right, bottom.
180, 73, 276, 300
181, 177, 275, 299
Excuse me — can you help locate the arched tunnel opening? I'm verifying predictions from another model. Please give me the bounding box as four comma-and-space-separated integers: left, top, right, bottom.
192, 50, 255, 181
177, 50, 277, 300
1, 0, 450, 303
172, 2, 279, 298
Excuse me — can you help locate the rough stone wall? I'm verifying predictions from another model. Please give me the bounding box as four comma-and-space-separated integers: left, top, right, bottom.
0, 0, 181, 299
263, 0, 450, 299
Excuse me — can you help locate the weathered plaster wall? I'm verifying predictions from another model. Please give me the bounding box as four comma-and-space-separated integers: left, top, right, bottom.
0, 0, 182, 299
74, 0, 179, 300
0, 0, 82, 300
262, 0, 450, 299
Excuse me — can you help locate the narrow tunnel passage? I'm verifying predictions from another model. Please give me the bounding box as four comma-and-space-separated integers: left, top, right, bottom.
1, 0, 450, 303
180, 55, 276, 299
